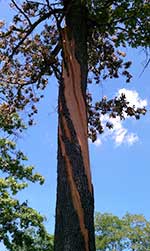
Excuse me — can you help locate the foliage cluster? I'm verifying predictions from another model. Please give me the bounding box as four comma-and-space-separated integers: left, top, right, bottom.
95, 212, 150, 251
0, 63, 47, 250
0, 107, 48, 250
0, 0, 149, 140
9, 212, 150, 251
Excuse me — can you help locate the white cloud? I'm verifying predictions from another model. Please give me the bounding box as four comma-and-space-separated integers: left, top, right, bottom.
93, 89, 147, 147
118, 88, 147, 108
94, 138, 102, 147
114, 126, 127, 145
126, 133, 139, 146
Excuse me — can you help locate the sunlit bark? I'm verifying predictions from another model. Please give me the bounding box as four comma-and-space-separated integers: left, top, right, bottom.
54, 27, 95, 251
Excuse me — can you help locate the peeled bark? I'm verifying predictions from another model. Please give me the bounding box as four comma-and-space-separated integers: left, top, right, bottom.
54, 28, 95, 251
54, 2, 95, 250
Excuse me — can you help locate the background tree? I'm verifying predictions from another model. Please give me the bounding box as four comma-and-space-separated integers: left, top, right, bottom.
7, 212, 150, 251
0, 104, 47, 250
0, 1, 149, 251
95, 212, 150, 251
9, 228, 54, 251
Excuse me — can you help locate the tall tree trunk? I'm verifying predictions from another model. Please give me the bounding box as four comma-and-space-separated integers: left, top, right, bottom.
54, 1, 96, 251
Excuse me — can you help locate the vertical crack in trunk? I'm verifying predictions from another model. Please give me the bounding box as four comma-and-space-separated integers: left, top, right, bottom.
57, 28, 92, 251
61, 28, 92, 194
54, 27, 95, 251
59, 125, 89, 251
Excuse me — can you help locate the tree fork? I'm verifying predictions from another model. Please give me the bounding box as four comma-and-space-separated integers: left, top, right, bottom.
54, 1, 95, 251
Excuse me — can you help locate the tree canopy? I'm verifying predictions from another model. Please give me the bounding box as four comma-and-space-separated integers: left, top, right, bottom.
9, 228, 54, 251
95, 212, 150, 251
0, 0, 149, 139
7, 212, 150, 251
0, 98, 47, 249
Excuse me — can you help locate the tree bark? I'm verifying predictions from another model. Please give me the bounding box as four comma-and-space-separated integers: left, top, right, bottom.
54, 2, 95, 251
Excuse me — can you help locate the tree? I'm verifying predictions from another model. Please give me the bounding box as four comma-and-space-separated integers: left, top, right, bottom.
0, 103, 47, 250
0, 1, 149, 251
10, 228, 54, 251
95, 212, 150, 251
9, 212, 150, 251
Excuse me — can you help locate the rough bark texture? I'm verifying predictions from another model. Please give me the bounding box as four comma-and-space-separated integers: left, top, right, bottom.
54, 2, 95, 251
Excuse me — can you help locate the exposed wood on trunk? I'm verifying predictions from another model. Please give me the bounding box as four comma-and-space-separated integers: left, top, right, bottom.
61, 28, 92, 194
54, 27, 95, 251
56, 28, 93, 251
59, 125, 89, 251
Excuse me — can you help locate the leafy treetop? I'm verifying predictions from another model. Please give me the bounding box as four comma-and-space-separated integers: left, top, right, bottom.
95, 212, 150, 251
0, 85, 46, 250
8, 212, 150, 251
0, 0, 149, 141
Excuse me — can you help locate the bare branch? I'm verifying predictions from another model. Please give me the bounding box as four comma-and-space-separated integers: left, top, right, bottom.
45, 0, 64, 31
9, 8, 63, 59
51, 40, 62, 57
45, 0, 51, 9
11, 0, 32, 26
115, 26, 128, 32
26, 0, 47, 6
139, 58, 150, 77
51, 64, 61, 80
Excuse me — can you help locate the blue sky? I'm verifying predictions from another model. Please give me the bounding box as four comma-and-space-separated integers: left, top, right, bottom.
0, 0, 150, 242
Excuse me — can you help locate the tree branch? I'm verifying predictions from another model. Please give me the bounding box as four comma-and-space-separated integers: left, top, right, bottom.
9, 8, 63, 59
26, 0, 47, 6
11, 0, 32, 26
45, 0, 51, 9
139, 58, 150, 77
